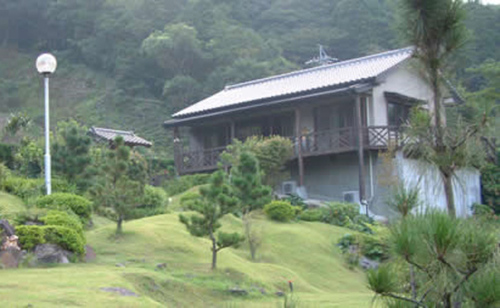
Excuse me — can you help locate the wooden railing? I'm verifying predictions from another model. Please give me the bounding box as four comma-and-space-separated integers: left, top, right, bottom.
176, 126, 404, 174
179, 146, 227, 174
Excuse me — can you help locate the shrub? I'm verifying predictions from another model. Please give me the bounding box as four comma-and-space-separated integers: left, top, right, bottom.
264, 201, 295, 222
16, 225, 46, 250
298, 209, 323, 222
13, 208, 48, 226
44, 225, 85, 255
35, 193, 92, 225
3, 177, 76, 200
16, 224, 85, 255
142, 185, 168, 209
164, 173, 211, 196
323, 202, 359, 226
40, 210, 84, 237
0, 163, 11, 189
358, 233, 389, 261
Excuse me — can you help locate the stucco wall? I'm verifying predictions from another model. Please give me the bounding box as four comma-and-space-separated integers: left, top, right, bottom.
372, 63, 434, 126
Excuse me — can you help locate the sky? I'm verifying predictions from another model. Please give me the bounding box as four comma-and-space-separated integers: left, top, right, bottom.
482, 0, 500, 4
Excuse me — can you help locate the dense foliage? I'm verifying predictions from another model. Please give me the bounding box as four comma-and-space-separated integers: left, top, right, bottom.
264, 200, 295, 222
0, 1, 497, 152
35, 193, 93, 226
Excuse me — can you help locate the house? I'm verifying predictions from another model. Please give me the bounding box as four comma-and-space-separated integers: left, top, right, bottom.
163, 47, 481, 218
89, 127, 152, 148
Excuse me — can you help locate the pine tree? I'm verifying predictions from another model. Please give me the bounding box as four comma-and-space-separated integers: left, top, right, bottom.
90, 137, 143, 234
179, 170, 243, 270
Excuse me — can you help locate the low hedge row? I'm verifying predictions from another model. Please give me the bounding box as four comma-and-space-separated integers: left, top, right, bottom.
16, 224, 85, 255
3, 177, 76, 200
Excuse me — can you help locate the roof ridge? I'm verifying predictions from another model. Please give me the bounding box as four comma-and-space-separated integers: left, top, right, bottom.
225, 46, 413, 91
92, 126, 135, 135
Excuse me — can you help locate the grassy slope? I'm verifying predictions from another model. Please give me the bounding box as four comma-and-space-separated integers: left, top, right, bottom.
0, 208, 373, 307
0, 192, 26, 219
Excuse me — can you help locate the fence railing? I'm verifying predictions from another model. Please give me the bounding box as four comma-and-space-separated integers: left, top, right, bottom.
176, 126, 403, 174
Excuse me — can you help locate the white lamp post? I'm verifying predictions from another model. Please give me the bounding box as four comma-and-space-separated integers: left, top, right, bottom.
36, 53, 57, 195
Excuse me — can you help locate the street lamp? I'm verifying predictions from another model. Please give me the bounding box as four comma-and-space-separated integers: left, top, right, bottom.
36, 53, 57, 195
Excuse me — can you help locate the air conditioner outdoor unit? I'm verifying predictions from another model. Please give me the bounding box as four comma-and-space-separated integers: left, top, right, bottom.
282, 181, 298, 195
343, 191, 360, 204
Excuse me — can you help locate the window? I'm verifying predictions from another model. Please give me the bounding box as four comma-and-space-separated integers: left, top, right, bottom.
388, 102, 411, 126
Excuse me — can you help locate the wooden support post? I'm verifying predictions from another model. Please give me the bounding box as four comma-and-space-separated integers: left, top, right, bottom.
230, 121, 235, 142
295, 108, 305, 187
173, 127, 182, 176
355, 96, 367, 208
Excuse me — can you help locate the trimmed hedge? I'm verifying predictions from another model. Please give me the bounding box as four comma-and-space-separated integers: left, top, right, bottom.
164, 173, 210, 196
16, 224, 85, 255
40, 210, 84, 237
264, 201, 295, 222
35, 193, 92, 225
298, 202, 359, 226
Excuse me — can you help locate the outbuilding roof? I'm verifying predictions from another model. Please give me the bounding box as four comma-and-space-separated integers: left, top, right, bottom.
172, 47, 414, 118
89, 127, 152, 148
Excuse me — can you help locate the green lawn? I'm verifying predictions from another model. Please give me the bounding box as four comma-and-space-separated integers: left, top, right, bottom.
0, 192, 373, 307
0, 191, 26, 220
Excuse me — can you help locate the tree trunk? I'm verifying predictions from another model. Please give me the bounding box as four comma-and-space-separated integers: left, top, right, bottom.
442, 171, 456, 218
117, 216, 123, 234
209, 231, 217, 270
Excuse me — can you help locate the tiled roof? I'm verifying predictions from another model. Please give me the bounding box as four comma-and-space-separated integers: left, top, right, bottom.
173, 47, 414, 118
89, 127, 152, 147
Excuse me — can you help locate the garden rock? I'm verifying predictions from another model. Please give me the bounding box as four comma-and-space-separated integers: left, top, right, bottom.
34, 244, 72, 264
0, 248, 23, 268
100, 287, 139, 297
275, 291, 285, 297
0, 220, 15, 236
228, 287, 248, 296
359, 256, 379, 270
85, 245, 96, 262
116, 263, 126, 268
155, 263, 167, 270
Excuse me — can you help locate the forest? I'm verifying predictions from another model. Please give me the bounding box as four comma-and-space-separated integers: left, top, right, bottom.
0, 0, 499, 152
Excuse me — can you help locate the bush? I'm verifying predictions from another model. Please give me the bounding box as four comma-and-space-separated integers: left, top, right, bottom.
13, 208, 48, 226
142, 185, 168, 209
16, 224, 85, 255
3, 177, 76, 200
0, 163, 11, 189
299, 202, 359, 226
35, 193, 92, 225
40, 210, 84, 237
16, 225, 46, 250
44, 225, 85, 255
164, 173, 211, 196
298, 209, 323, 222
264, 201, 295, 222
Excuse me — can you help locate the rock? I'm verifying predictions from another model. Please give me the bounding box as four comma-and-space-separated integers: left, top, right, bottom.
116, 263, 126, 268
0, 248, 23, 268
155, 263, 167, 270
259, 288, 267, 295
275, 291, 285, 297
34, 244, 72, 264
100, 287, 139, 297
0, 220, 16, 236
85, 245, 96, 262
2, 235, 20, 251
228, 287, 248, 296
359, 257, 380, 270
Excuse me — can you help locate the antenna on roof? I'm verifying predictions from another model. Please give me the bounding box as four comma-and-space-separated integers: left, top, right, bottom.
305, 45, 338, 67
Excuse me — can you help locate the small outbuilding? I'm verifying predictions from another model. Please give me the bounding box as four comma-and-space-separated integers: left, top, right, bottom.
88, 127, 152, 148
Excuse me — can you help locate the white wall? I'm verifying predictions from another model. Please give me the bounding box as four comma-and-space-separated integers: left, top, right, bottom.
372, 62, 434, 126
396, 152, 480, 218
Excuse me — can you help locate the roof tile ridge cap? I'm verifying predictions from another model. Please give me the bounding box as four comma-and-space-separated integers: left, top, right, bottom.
224, 47, 414, 91
94, 127, 134, 135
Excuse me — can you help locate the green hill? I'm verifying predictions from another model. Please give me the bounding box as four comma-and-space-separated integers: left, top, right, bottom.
0, 209, 373, 307
0, 191, 26, 219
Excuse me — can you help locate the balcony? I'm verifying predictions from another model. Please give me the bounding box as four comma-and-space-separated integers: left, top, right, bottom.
175, 126, 404, 175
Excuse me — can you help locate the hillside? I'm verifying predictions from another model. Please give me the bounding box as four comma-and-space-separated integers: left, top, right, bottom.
0, 210, 373, 307
0, 1, 499, 154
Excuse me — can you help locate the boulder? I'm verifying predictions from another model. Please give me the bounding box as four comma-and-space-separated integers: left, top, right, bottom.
100, 287, 139, 297
228, 287, 248, 296
0, 248, 24, 268
359, 256, 380, 270
0, 220, 16, 236
34, 244, 72, 264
